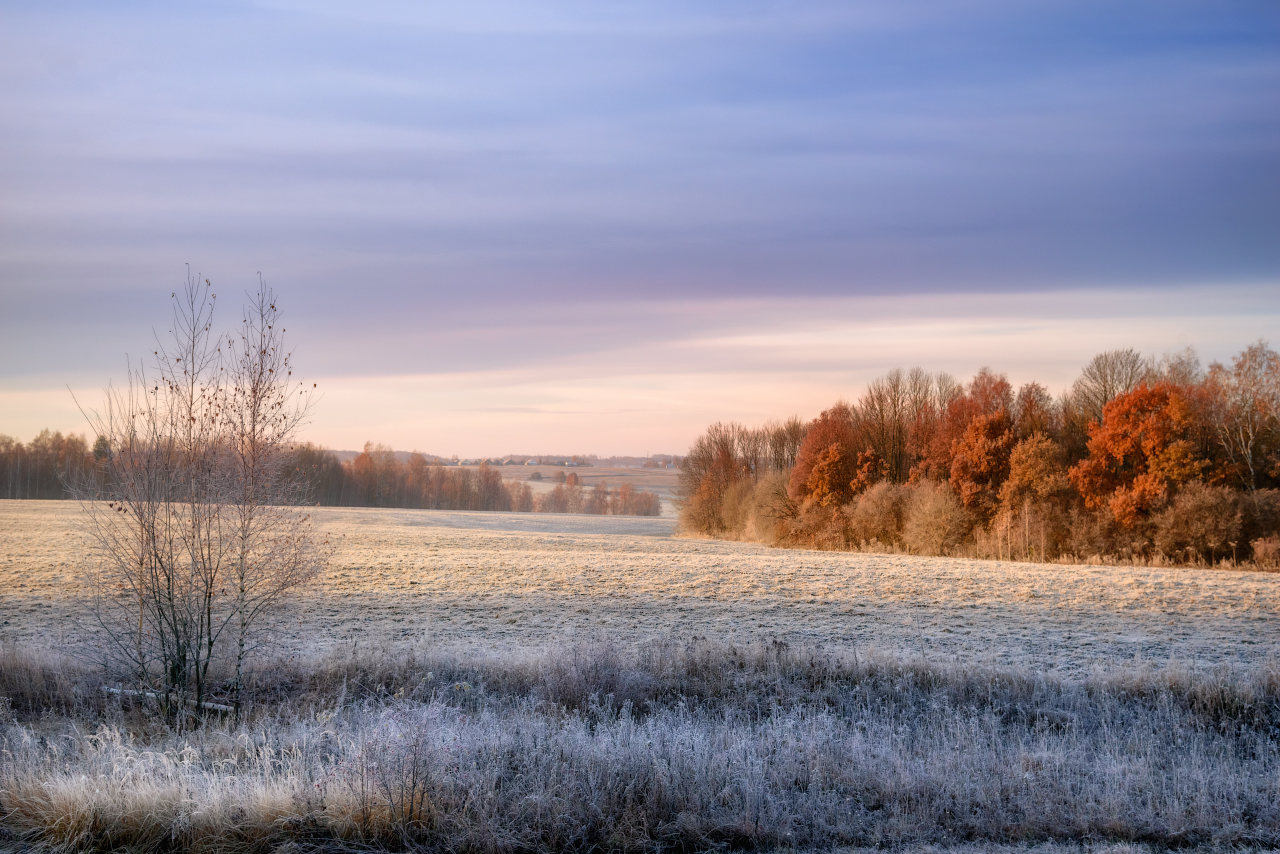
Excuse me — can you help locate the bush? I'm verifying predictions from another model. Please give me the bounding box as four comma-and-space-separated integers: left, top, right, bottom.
744, 471, 795, 545
846, 482, 908, 548
680, 475, 726, 534
1253, 536, 1280, 568
1153, 482, 1243, 563
1243, 489, 1280, 541
902, 481, 970, 555
718, 478, 756, 536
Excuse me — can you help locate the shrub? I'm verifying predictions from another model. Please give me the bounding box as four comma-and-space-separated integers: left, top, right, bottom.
902, 481, 970, 555
718, 478, 756, 536
1153, 482, 1243, 563
846, 481, 908, 547
680, 476, 725, 534
744, 470, 795, 545
1252, 536, 1280, 568
1243, 489, 1280, 541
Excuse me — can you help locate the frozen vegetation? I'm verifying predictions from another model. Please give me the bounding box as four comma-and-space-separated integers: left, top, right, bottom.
1, 500, 1278, 851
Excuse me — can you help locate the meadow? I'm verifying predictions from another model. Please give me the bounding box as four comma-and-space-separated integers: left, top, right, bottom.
2, 499, 1279, 851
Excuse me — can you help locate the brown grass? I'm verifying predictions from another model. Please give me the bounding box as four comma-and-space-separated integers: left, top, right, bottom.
3, 499, 1280, 851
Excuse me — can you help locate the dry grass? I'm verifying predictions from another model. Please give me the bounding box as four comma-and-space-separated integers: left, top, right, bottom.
1, 639, 1279, 851
3, 499, 1280, 851
3, 500, 1278, 674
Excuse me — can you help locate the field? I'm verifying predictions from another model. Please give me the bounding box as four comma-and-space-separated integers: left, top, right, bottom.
496, 464, 682, 513
3, 499, 1277, 671
3, 499, 1280, 851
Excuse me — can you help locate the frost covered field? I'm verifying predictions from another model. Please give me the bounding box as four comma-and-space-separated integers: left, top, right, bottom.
4, 499, 1280, 850
2, 499, 1277, 671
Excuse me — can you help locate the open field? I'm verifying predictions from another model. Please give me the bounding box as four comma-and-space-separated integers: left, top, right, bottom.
2, 499, 1278, 672
3, 499, 1280, 851
495, 464, 681, 514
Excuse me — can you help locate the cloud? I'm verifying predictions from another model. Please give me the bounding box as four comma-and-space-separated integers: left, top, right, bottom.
1, 2, 1277, 451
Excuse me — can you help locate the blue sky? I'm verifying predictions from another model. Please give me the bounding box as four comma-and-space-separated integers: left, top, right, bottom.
2, 1, 1278, 455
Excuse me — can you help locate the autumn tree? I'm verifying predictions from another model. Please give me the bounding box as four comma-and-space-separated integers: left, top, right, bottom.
997, 433, 1074, 560
1068, 381, 1208, 528
913, 368, 1012, 481
679, 423, 756, 533
949, 408, 1015, 522
1013, 382, 1058, 440
788, 403, 859, 507
850, 367, 958, 484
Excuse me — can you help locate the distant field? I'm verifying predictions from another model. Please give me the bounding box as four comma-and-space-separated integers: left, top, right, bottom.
3, 499, 1278, 673
495, 463, 681, 513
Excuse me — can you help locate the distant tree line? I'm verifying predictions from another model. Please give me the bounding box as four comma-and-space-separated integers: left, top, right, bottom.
0, 430, 94, 499
1, 437, 662, 517
679, 344, 1280, 567
290, 443, 663, 515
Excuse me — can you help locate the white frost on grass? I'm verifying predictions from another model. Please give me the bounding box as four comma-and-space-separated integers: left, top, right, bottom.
1, 500, 1277, 675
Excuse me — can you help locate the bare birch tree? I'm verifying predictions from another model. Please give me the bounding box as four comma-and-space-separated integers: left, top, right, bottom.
1207, 341, 1280, 494
72, 274, 327, 725
222, 280, 325, 718
72, 277, 229, 727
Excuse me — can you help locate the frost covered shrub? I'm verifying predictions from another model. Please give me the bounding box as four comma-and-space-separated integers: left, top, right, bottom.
745, 470, 794, 545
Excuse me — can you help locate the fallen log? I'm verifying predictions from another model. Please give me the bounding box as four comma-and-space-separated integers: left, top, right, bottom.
103, 686, 234, 713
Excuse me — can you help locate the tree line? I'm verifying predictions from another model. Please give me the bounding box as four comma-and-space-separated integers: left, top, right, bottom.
0, 430, 92, 499
679, 344, 1280, 566
0, 436, 663, 517
292, 443, 662, 515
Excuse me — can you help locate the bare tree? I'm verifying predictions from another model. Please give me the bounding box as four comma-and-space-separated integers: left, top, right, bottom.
1071, 349, 1151, 426
764, 417, 807, 472
857, 369, 909, 482
222, 280, 325, 718
1206, 341, 1280, 494
72, 275, 327, 725
72, 277, 229, 727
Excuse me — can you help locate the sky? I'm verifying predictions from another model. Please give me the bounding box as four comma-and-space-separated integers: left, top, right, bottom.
2, 0, 1278, 457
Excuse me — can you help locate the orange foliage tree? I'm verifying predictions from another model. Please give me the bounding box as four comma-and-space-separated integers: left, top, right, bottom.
1068, 382, 1207, 527
913, 368, 1013, 481
948, 408, 1015, 521
788, 403, 859, 507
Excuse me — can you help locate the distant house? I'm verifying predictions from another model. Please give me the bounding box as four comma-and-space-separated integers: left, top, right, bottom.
525, 459, 539, 465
